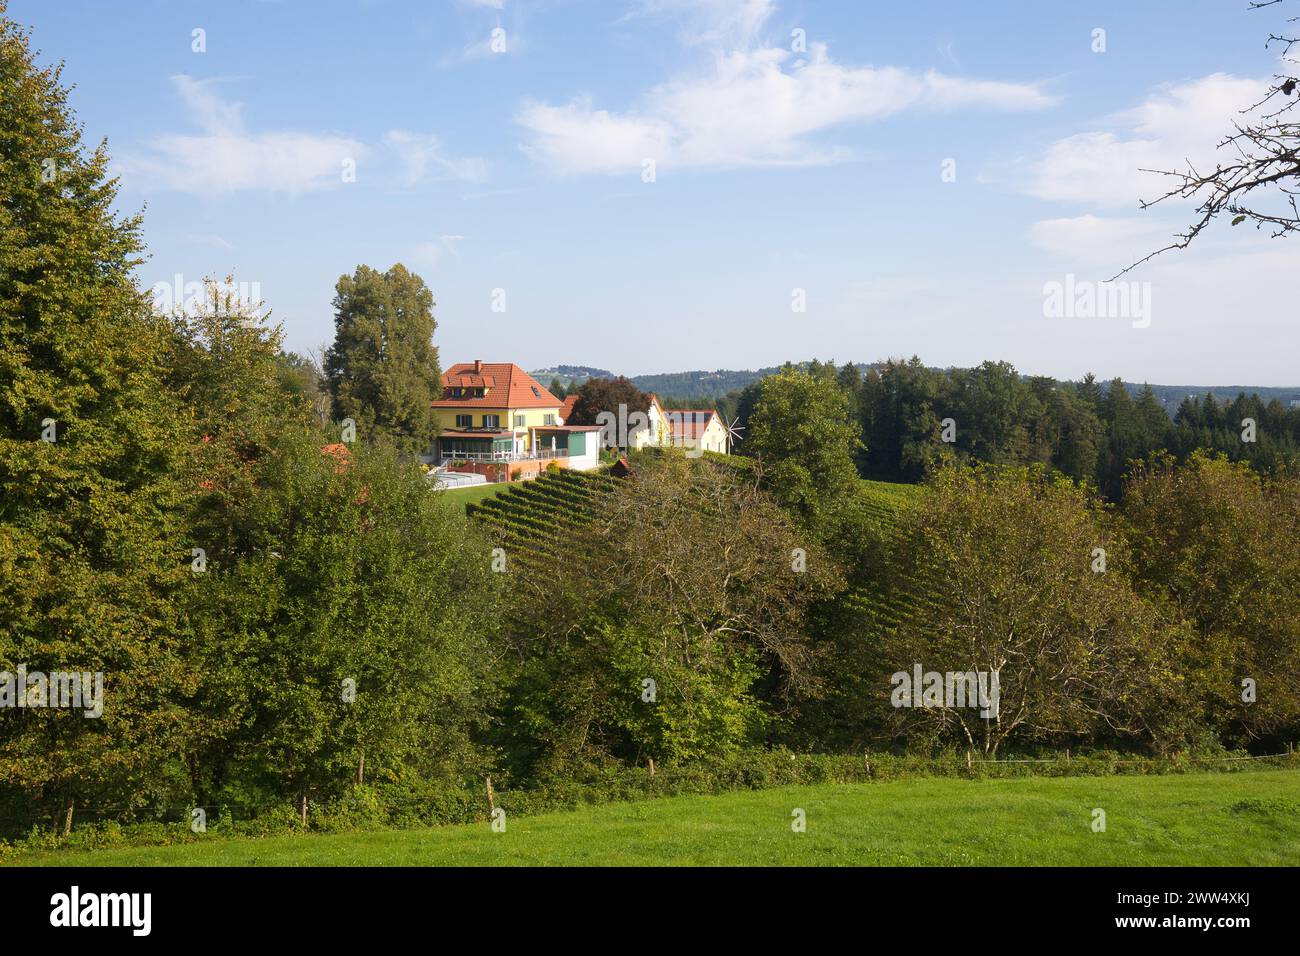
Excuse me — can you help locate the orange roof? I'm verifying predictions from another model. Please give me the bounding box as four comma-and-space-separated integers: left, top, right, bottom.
558, 394, 579, 422
666, 409, 717, 439
432, 361, 562, 410
321, 442, 353, 474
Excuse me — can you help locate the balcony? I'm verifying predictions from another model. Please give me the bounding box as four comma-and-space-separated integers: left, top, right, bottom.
440, 448, 569, 463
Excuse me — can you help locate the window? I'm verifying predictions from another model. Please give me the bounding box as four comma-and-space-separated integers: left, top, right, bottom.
451, 387, 462, 398
455, 414, 471, 428
483, 414, 500, 428
543, 414, 556, 425
514, 414, 526, 427
530, 386, 541, 398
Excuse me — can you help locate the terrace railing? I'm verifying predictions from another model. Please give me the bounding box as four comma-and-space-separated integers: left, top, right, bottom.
440, 448, 570, 464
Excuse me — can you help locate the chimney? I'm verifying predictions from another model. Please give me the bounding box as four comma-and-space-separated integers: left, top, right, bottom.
473, 359, 482, 374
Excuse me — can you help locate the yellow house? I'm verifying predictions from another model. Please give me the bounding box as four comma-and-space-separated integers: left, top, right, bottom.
430, 361, 601, 476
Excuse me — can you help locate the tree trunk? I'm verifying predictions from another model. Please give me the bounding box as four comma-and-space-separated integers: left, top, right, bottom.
485, 775, 495, 814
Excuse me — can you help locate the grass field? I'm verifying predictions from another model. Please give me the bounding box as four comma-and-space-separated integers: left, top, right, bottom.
11, 770, 1299, 867
433, 481, 504, 507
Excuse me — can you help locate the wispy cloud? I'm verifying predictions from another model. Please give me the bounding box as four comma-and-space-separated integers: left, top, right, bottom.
412, 235, 466, 268
384, 131, 489, 185
1028, 214, 1172, 264
120, 77, 487, 197
119, 75, 365, 195
518, 45, 1054, 174
181, 232, 235, 250
1025, 73, 1270, 208
630, 0, 778, 49
437, 0, 522, 68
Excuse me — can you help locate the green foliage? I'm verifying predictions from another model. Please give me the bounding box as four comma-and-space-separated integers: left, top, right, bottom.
484, 455, 842, 775
564, 375, 651, 428
806, 466, 1190, 756
184, 430, 503, 809
325, 263, 441, 454
1120, 451, 1300, 746
0, 13, 196, 817
745, 366, 863, 526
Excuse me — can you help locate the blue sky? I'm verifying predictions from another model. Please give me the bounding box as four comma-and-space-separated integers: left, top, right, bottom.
13, 0, 1299, 384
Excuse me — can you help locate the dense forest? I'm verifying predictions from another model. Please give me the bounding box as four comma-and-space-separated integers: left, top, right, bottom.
716, 358, 1300, 498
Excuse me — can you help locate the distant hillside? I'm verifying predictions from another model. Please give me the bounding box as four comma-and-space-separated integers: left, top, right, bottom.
629, 367, 781, 399
529, 365, 615, 389
1124, 382, 1300, 415
531, 365, 783, 400
539, 362, 1300, 413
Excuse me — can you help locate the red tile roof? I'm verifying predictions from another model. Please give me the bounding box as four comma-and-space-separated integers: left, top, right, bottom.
558, 394, 579, 422
432, 362, 562, 409
666, 409, 717, 439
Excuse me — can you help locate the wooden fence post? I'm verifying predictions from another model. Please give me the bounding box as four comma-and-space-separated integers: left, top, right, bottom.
485, 775, 496, 815
63, 796, 74, 837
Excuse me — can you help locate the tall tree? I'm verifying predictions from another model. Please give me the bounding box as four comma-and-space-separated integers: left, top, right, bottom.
746, 367, 863, 526
869, 466, 1185, 755
565, 376, 651, 430
325, 264, 441, 454
0, 9, 196, 821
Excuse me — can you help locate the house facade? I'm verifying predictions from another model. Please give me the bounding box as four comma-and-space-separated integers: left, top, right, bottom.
666, 408, 729, 454
430, 360, 600, 479
630, 394, 673, 450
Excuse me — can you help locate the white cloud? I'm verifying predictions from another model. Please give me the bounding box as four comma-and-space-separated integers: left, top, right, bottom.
121, 78, 487, 197
1026, 73, 1270, 207
633, 0, 777, 49
383, 131, 488, 184
518, 44, 1054, 174
518, 97, 673, 174
1028, 214, 1172, 264
121, 76, 366, 195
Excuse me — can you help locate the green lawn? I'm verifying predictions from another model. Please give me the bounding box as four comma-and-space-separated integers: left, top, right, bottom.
433, 481, 504, 507
11, 770, 1299, 867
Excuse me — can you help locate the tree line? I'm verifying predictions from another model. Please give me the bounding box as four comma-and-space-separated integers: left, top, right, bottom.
714, 358, 1300, 498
